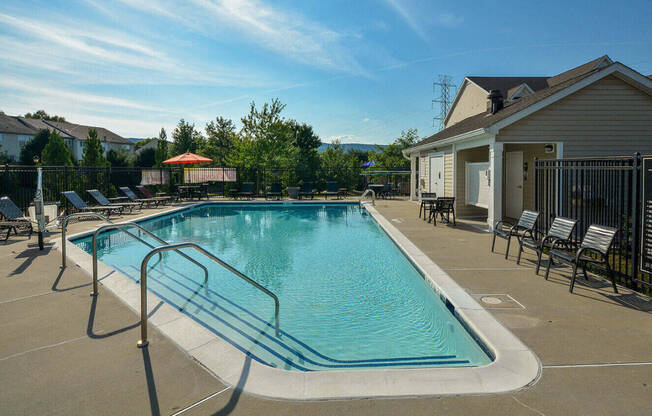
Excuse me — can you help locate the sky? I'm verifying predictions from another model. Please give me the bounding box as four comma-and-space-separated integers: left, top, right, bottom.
0, 0, 650, 144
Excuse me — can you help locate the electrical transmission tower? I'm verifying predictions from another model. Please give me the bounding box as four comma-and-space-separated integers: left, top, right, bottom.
432, 74, 456, 131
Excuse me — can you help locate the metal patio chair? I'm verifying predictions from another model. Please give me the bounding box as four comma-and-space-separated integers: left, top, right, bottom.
545, 224, 619, 294
120, 187, 160, 207
324, 181, 340, 199
0, 197, 33, 242
87, 189, 141, 213
430, 197, 456, 226
265, 183, 283, 200
492, 210, 540, 259
517, 216, 578, 274
135, 185, 172, 204
418, 192, 437, 220
298, 182, 315, 200
62, 191, 123, 217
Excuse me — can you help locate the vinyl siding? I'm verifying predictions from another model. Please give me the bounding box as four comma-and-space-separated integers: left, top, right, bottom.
497, 75, 652, 157
502, 143, 556, 215
445, 82, 488, 127
444, 151, 453, 197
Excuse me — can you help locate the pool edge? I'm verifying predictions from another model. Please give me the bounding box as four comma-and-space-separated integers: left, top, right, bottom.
59, 201, 541, 400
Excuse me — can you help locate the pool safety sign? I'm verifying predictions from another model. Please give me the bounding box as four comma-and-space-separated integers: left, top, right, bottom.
641, 157, 652, 274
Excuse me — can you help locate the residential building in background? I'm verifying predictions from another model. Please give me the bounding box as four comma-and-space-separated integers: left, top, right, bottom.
0, 114, 134, 162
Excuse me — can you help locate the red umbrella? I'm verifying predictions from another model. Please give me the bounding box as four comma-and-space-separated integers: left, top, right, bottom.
162, 152, 212, 164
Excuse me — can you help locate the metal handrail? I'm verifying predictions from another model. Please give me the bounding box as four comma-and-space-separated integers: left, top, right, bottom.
137, 242, 281, 347
359, 189, 376, 206
91, 223, 208, 296
61, 212, 111, 268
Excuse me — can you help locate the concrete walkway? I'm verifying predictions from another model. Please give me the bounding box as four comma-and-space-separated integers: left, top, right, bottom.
1, 199, 650, 415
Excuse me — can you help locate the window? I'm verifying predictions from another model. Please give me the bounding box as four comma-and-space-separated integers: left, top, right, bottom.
122, 144, 130, 151
18, 135, 32, 148
0, 133, 5, 144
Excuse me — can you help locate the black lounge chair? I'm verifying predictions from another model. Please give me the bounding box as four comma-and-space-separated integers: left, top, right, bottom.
430, 197, 455, 226
87, 189, 141, 213
517, 216, 578, 274
419, 192, 437, 220
545, 224, 619, 293
298, 182, 314, 200
136, 185, 172, 204
324, 181, 340, 199
230, 182, 254, 200
265, 183, 282, 200
492, 210, 540, 259
0, 197, 33, 242
62, 191, 123, 217
120, 187, 160, 207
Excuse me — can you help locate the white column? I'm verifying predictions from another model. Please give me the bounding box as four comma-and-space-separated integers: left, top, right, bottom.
488, 141, 503, 230
410, 155, 417, 200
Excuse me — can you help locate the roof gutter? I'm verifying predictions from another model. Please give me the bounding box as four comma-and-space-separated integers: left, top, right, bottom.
403, 128, 490, 156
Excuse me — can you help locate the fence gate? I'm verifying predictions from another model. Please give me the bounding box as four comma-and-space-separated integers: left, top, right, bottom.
534, 154, 650, 294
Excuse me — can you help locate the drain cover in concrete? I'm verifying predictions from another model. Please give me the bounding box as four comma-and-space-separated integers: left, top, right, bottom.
471, 294, 525, 309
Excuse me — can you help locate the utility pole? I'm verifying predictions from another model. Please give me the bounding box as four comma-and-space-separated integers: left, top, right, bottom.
432, 74, 456, 131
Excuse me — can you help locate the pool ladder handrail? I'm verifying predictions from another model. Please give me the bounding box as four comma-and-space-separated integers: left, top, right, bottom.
91, 222, 208, 297
137, 242, 281, 348
359, 189, 376, 207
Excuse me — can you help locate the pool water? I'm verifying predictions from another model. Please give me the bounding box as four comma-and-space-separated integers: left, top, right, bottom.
73, 203, 491, 371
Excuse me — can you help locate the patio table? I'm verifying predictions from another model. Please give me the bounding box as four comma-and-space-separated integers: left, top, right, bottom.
367, 184, 385, 198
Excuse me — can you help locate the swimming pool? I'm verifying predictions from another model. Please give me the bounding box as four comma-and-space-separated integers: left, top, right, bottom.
73, 202, 491, 371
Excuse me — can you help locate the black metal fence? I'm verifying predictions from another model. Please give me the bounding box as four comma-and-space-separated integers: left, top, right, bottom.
1, 164, 410, 214
534, 154, 650, 294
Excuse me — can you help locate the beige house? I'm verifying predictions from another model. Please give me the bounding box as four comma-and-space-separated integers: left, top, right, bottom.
404, 56, 652, 229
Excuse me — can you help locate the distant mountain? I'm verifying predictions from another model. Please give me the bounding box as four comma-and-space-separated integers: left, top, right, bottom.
318, 143, 386, 153
126, 137, 148, 144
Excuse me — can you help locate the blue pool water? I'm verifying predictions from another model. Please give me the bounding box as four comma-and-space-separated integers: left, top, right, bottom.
73, 203, 491, 371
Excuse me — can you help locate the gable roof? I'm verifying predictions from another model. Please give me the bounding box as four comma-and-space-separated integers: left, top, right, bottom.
0, 114, 37, 135
18, 117, 75, 139
408, 58, 651, 152
467, 76, 550, 98
44, 120, 131, 145
546, 55, 612, 86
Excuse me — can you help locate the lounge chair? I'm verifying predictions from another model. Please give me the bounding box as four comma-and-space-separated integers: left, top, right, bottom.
418, 192, 437, 220
324, 181, 340, 199
120, 187, 160, 207
517, 216, 578, 274
229, 182, 254, 200
87, 189, 140, 213
265, 183, 282, 200
298, 182, 314, 200
0, 197, 33, 242
62, 191, 123, 217
381, 183, 393, 199
491, 210, 540, 259
136, 185, 172, 204
545, 224, 619, 293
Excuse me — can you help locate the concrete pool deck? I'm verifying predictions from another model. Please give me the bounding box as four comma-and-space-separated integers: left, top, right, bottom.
1, 198, 651, 415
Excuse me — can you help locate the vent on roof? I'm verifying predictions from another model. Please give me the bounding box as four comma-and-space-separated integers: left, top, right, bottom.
487, 90, 504, 114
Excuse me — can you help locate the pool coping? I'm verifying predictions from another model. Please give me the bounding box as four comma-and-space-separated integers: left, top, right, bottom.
57, 200, 541, 400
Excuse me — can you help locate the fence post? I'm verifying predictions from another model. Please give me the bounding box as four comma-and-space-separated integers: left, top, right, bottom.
534, 157, 538, 212
630, 153, 641, 290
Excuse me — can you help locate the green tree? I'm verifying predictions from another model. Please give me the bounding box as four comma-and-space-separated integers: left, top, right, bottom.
24, 110, 66, 122
171, 119, 203, 155
134, 138, 154, 149
320, 139, 360, 189
201, 116, 237, 166
81, 128, 108, 166
41, 131, 73, 166
372, 128, 418, 169
135, 148, 156, 167
154, 128, 169, 167
106, 148, 132, 167
19, 129, 51, 165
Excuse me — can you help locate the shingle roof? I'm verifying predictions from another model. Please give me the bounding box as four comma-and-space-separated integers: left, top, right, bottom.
18, 117, 75, 139
44, 121, 132, 145
0, 114, 37, 135
409, 56, 625, 151
467, 76, 549, 98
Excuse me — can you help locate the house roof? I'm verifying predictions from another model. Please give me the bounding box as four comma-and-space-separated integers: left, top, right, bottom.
0, 114, 37, 135
408, 57, 648, 152
44, 120, 132, 145
18, 117, 75, 139
467, 76, 550, 98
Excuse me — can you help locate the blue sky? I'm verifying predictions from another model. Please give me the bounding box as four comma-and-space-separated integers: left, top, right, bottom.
1, 0, 650, 144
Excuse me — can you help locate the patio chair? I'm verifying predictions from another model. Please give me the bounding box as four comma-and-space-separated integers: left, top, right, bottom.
545, 224, 619, 294
517, 216, 578, 274
0, 197, 33, 242
120, 187, 160, 207
265, 183, 282, 200
419, 192, 437, 220
62, 191, 123, 217
236, 182, 255, 200
87, 189, 140, 214
381, 183, 393, 199
491, 210, 540, 260
429, 197, 455, 226
298, 182, 314, 200
324, 181, 340, 199
136, 185, 172, 204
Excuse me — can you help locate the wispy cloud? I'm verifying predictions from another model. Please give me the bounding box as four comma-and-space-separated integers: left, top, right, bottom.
436, 13, 464, 28
382, 0, 429, 42
115, 0, 367, 75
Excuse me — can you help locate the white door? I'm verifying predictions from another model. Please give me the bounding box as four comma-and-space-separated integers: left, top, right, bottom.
429, 156, 445, 197
505, 151, 523, 219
